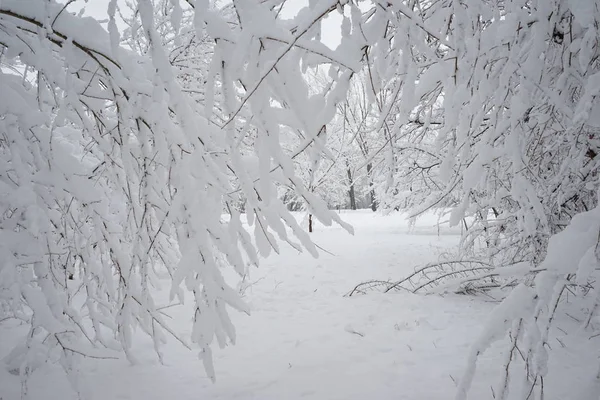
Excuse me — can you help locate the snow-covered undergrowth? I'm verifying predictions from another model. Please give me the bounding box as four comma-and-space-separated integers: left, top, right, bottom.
1, 210, 596, 399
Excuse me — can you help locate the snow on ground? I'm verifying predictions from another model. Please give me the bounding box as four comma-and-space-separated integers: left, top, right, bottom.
1, 210, 598, 399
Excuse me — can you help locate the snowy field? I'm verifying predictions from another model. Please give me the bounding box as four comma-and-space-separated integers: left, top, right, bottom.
1, 210, 597, 399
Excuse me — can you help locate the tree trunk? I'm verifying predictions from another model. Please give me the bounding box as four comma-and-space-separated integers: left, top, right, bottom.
309, 214, 313, 233
366, 163, 377, 211
346, 166, 356, 210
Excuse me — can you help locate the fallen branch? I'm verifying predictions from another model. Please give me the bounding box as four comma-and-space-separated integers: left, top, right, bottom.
346, 259, 539, 297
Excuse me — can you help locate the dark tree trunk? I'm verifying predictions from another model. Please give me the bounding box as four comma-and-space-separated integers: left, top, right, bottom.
346, 167, 356, 210
370, 190, 377, 212
309, 214, 313, 233
366, 163, 377, 211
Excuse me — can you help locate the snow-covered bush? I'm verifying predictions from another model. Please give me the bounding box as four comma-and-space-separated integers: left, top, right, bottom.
456, 192, 600, 400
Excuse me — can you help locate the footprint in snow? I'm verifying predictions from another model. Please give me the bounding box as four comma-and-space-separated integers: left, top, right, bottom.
344, 324, 365, 337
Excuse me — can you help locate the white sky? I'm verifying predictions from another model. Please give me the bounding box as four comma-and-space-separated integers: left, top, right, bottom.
69, 0, 343, 49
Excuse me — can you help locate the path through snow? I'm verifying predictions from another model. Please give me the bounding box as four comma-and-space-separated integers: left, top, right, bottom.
1, 211, 597, 399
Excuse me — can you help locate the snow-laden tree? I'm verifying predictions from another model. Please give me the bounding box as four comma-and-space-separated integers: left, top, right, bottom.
277, 70, 371, 228
336, 72, 383, 211
0, 0, 355, 393
355, 0, 600, 268
281, 124, 350, 204
341, 1, 600, 398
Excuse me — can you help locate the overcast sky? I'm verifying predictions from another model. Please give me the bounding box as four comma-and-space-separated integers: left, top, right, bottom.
67, 0, 343, 49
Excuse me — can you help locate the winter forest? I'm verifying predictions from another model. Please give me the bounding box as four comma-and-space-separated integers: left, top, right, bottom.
1, 0, 600, 398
